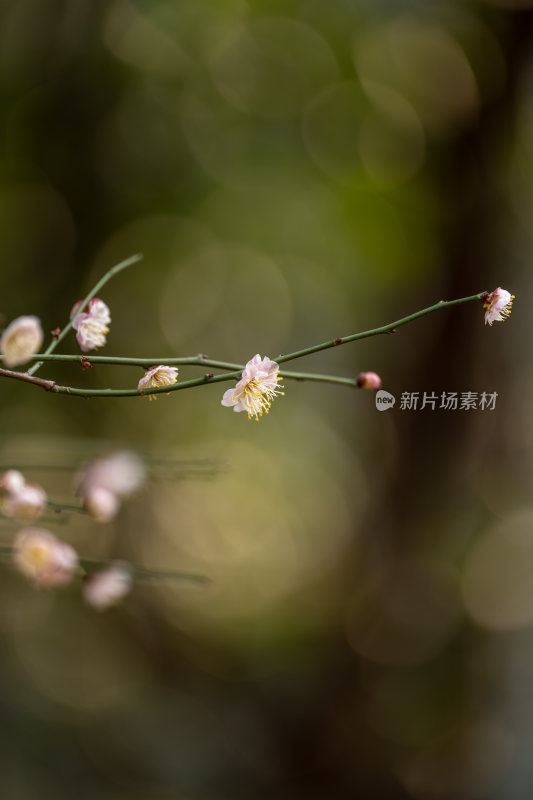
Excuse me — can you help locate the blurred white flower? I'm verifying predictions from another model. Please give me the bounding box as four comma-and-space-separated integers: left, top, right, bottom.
75, 451, 146, 522
0, 469, 25, 494
84, 485, 120, 522
0, 315, 43, 368
13, 528, 79, 588
137, 365, 178, 398
483, 288, 514, 326
0, 470, 47, 522
221, 354, 284, 420
4, 483, 47, 522
71, 297, 111, 352
83, 562, 132, 610
356, 371, 382, 390
77, 451, 146, 498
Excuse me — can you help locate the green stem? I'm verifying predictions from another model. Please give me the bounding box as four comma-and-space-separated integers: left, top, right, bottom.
52, 292, 486, 397
21, 353, 242, 369
4, 292, 485, 398
78, 559, 211, 583
276, 293, 486, 364
0, 546, 210, 584
47, 500, 87, 514
27, 253, 143, 376
16, 353, 359, 387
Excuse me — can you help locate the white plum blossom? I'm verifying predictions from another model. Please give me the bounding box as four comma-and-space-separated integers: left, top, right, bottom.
83, 562, 132, 610
137, 365, 178, 398
483, 288, 514, 326
0, 470, 47, 522
75, 451, 146, 522
13, 528, 79, 588
221, 354, 284, 420
77, 451, 146, 498
356, 371, 382, 390
0, 315, 43, 368
71, 297, 111, 352
3, 483, 47, 522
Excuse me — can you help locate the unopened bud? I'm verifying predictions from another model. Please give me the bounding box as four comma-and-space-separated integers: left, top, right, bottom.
356, 371, 382, 390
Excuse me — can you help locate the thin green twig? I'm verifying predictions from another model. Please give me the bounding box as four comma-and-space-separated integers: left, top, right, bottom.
0, 546, 210, 584
9, 352, 360, 388
24, 353, 242, 369
27, 253, 143, 376
79, 558, 211, 583
47, 500, 87, 515
276, 293, 486, 364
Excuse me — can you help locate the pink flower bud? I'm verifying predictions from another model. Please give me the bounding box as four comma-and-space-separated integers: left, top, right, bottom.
356, 371, 382, 390
83, 562, 132, 610
13, 529, 79, 588
0, 315, 43, 368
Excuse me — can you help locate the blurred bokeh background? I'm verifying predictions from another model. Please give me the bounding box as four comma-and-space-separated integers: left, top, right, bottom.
0, 0, 531, 797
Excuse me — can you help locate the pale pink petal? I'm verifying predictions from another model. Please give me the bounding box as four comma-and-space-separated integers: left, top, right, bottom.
221, 387, 238, 407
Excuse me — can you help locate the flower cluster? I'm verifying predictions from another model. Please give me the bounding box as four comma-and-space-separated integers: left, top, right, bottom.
0, 470, 47, 522
71, 297, 111, 352
0, 315, 43, 368
0, 455, 142, 609
221, 354, 284, 420
75, 451, 146, 522
138, 365, 178, 398
13, 528, 132, 608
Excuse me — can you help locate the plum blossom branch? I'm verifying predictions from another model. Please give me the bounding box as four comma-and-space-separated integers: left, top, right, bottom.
0, 290, 488, 398
0, 360, 359, 392
27, 253, 143, 376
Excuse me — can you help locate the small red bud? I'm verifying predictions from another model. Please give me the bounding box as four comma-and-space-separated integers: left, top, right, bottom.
51, 328, 61, 339
334, 338, 342, 346
205, 373, 214, 379
80, 356, 92, 370
356, 371, 381, 390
